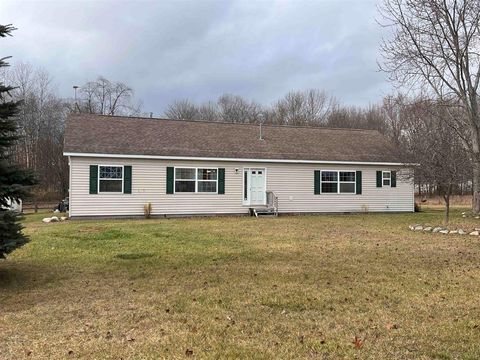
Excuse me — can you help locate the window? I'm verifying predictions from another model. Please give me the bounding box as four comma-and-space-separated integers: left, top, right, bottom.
321, 170, 356, 194
382, 171, 391, 186
197, 168, 217, 193
174, 167, 217, 193
321, 171, 338, 193
99, 166, 123, 193
175, 168, 196, 192
339, 171, 355, 193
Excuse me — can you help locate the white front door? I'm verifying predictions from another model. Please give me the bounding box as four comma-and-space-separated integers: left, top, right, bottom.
249, 168, 266, 205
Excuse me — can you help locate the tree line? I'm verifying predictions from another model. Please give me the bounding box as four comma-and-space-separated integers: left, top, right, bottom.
2, 64, 143, 200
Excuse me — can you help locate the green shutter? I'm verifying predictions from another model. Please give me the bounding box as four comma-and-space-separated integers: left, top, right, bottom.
89, 165, 98, 194
391, 171, 397, 188
124, 166, 132, 194
356, 171, 362, 195
218, 168, 225, 194
314, 170, 321, 195
376, 171, 382, 188
166, 167, 174, 194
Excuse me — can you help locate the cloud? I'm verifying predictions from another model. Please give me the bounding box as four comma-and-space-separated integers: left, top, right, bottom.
1, 0, 392, 114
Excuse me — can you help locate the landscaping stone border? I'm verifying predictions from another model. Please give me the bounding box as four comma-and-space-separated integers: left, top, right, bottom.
409, 224, 480, 236
42, 216, 68, 223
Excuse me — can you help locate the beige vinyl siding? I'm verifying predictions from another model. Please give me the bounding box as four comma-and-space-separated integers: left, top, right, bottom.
69, 157, 414, 217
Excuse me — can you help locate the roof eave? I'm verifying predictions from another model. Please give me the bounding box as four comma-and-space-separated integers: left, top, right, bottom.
63, 151, 409, 166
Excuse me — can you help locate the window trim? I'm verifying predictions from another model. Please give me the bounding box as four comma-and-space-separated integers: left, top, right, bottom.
382, 171, 391, 187
98, 165, 124, 194
173, 166, 219, 194
320, 170, 356, 195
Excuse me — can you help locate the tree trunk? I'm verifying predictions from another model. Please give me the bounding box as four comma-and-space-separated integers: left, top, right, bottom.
473, 160, 480, 213
444, 188, 451, 225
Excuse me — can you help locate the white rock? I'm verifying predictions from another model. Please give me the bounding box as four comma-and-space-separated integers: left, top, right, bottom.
476, 216, 480, 219
42, 217, 52, 223
423, 227, 432, 232
409, 225, 415, 230
54, 209, 60, 213
414, 226, 423, 231
50, 216, 59, 222
60, 216, 68, 221
439, 230, 449, 234
458, 229, 466, 235
469, 231, 480, 236
449, 230, 458, 234
462, 215, 467, 218
432, 227, 443, 233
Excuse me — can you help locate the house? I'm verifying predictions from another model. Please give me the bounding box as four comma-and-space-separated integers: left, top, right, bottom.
63, 114, 414, 218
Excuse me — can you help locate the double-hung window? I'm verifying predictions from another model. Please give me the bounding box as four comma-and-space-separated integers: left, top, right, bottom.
321, 170, 356, 194
382, 171, 391, 186
174, 167, 217, 193
99, 166, 123, 193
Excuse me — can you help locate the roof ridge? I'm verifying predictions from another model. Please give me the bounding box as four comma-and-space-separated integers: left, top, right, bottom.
70, 113, 381, 133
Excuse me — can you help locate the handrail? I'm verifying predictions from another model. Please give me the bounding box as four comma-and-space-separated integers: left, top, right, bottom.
266, 190, 279, 216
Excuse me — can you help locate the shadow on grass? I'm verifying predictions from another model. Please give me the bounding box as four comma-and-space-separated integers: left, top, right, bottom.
0, 260, 73, 292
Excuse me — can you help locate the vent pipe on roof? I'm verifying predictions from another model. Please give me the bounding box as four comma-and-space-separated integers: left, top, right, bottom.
259, 113, 265, 140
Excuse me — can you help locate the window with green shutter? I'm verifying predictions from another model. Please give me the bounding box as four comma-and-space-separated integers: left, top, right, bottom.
166, 167, 174, 194
124, 166, 132, 194
376, 171, 382, 188
218, 168, 225, 194
391, 171, 397, 188
89, 165, 98, 194
356, 171, 362, 194
314, 170, 320, 195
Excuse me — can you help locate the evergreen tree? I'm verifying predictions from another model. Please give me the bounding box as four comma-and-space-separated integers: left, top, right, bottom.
0, 24, 36, 259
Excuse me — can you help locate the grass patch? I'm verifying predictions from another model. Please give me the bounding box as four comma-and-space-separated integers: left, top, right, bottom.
114, 252, 155, 260
1, 207, 480, 358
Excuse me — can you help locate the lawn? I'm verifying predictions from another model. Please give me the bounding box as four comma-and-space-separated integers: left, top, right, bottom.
1, 209, 480, 359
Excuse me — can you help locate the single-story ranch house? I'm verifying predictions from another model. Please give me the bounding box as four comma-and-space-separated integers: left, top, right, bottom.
63, 114, 414, 218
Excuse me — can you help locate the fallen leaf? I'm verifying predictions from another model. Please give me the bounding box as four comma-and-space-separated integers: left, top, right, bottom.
386, 323, 399, 330
185, 349, 194, 356
353, 336, 363, 349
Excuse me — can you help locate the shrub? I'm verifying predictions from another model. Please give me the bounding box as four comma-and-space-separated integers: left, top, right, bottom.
144, 202, 152, 219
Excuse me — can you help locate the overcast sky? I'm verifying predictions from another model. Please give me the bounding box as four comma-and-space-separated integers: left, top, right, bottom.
1, 0, 391, 115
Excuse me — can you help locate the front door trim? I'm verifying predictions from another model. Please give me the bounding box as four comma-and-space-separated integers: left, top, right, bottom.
242, 167, 267, 206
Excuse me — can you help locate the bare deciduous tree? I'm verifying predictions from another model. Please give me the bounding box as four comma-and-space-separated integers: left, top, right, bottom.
217, 94, 264, 124
78, 76, 142, 116
273, 89, 337, 126
165, 99, 199, 120
400, 98, 471, 223
379, 0, 480, 212
5, 62, 69, 197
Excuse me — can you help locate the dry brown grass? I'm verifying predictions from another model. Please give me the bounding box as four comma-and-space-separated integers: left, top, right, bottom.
416, 195, 472, 206
1, 208, 480, 359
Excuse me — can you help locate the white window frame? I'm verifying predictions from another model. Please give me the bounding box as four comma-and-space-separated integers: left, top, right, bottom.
98, 165, 124, 194
173, 166, 218, 194
382, 171, 391, 187
320, 170, 356, 194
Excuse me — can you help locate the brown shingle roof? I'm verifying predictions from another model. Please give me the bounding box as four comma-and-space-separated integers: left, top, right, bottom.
64, 114, 399, 163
